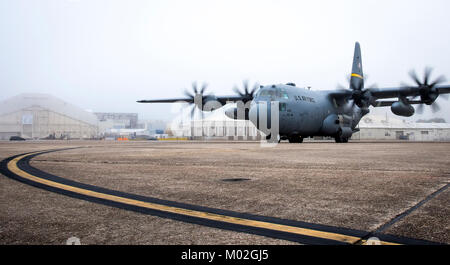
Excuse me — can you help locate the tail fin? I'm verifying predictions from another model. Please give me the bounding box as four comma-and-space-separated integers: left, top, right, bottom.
350, 42, 364, 90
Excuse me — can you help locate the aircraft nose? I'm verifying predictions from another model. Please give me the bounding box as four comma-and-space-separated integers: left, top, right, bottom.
249, 101, 272, 134
249, 103, 258, 127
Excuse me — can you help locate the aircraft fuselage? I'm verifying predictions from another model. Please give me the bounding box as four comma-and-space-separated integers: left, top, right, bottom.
247, 84, 365, 140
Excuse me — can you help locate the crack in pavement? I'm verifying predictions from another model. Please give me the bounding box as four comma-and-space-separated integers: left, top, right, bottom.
354, 183, 449, 245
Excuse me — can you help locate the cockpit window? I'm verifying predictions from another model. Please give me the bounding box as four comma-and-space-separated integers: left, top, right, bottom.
257, 88, 289, 99
259, 90, 275, 97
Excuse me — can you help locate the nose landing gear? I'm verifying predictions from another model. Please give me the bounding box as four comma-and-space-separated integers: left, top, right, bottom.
265, 134, 281, 143
288, 135, 304, 143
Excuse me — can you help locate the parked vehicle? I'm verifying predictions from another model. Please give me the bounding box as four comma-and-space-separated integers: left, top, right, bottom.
9, 136, 26, 141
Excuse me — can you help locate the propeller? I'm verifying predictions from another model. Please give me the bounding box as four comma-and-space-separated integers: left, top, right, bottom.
233, 80, 259, 103
406, 67, 447, 113
337, 74, 377, 109
183, 82, 211, 119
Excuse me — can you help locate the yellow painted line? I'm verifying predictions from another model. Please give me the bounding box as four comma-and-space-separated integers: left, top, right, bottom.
351, 73, 364, 79
7, 151, 399, 245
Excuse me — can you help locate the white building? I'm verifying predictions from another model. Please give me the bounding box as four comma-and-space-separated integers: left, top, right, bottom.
0, 93, 99, 140
170, 106, 262, 140
354, 115, 450, 141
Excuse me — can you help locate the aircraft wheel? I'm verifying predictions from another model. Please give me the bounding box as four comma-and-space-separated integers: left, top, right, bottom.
334, 130, 348, 143
288, 136, 303, 143
266, 134, 281, 143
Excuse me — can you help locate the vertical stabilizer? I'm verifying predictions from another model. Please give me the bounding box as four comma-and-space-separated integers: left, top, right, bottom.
350, 42, 364, 90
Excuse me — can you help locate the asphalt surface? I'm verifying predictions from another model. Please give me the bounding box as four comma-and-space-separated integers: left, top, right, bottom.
0, 140, 449, 244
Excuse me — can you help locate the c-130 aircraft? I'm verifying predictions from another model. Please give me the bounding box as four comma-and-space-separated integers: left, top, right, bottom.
138, 42, 450, 143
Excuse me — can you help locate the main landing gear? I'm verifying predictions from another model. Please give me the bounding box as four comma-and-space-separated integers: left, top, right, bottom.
334, 130, 349, 143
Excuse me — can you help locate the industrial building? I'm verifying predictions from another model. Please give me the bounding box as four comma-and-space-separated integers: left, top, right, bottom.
354, 115, 450, 141
172, 119, 261, 140
94, 112, 139, 130
0, 93, 98, 140
0, 94, 169, 140
94, 114, 168, 139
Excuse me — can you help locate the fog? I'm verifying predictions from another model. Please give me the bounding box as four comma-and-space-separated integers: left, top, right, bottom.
1, 0, 449, 122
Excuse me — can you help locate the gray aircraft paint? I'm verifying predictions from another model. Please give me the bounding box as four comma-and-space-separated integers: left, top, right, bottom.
249, 84, 361, 138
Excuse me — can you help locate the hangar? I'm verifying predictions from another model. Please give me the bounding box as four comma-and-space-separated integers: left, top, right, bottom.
354, 115, 450, 141
170, 108, 261, 140
0, 93, 99, 140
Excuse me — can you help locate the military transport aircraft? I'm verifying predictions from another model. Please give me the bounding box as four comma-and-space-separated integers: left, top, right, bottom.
138, 42, 450, 143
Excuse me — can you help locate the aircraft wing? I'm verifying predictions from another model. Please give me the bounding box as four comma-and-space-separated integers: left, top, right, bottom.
369, 85, 450, 100
373, 100, 424, 107
137, 98, 195, 103
138, 81, 259, 106
327, 84, 450, 108
137, 95, 251, 105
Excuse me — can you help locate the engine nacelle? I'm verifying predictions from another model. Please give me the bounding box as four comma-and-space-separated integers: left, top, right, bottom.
197, 95, 218, 112
225, 107, 249, 120
321, 114, 353, 136
391, 101, 415, 117
321, 114, 340, 135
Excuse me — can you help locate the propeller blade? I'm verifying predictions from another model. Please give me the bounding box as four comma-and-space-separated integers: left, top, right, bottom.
367, 83, 378, 89
346, 99, 356, 110
233, 80, 259, 99
400, 82, 411, 88
430, 75, 446, 87
409, 69, 422, 87
431, 102, 440, 113
250, 83, 259, 95
241, 80, 250, 95
200, 83, 208, 94
416, 104, 424, 114
345, 74, 351, 83
184, 90, 194, 99
192, 82, 198, 94
423, 67, 432, 86
337, 84, 348, 91
190, 105, 196, 119
233, 86, 244, 97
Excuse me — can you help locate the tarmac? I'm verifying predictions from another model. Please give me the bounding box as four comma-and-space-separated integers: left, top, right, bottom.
0, 140, 448, 244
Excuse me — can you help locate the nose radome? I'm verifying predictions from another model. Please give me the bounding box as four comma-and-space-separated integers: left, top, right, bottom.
249, 101, 271, 134
249, 104, 258, 128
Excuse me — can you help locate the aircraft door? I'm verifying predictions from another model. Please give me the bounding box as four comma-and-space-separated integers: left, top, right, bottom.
279, 101, 295, 133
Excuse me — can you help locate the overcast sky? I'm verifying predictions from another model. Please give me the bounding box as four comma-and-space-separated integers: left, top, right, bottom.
1, 0, 449, 122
